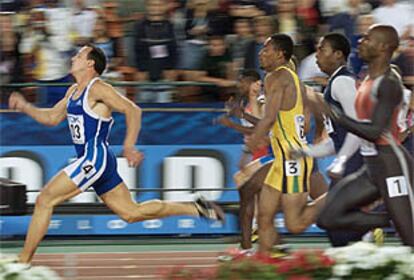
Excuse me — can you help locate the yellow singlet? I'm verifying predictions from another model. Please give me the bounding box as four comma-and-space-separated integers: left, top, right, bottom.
264, 66, 313, 193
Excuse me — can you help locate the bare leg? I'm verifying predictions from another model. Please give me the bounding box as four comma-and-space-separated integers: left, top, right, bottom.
101, 183, 204, 223
238, 163, 270, 249
282, 192, 326, 234
309, 171, 328, 200
20, 172, 81, 263
258, 185, 282, 254
317, 168, 389, 232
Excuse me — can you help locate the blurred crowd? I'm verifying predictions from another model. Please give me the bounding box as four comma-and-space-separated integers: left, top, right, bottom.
0, 0, 413, 104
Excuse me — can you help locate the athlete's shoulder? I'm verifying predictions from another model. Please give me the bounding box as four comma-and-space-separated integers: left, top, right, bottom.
90, 79, 117, 95
379, 69, 403, 90
265, 67, 291, 85
375, 69, 404, 101
64, 83, 78, 98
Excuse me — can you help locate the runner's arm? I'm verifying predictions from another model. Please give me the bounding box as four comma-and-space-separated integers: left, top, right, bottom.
8, 85, 75, 126
331, 76, 361, 159
332, 77, 403, 141
95, 82, 141, 149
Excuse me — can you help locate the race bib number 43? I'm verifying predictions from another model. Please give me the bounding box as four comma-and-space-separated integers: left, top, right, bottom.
68, 114, 85, 145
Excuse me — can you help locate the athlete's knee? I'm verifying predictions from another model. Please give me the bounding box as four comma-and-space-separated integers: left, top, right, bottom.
257, 208, 274, 230
239, 183, 254, 201
317, 198, 346, 230
118, 212, 136, 224
35, 190, 57, 209
317, 211, 336, 230
234, 171, 246, 187
285, 222, 307, 234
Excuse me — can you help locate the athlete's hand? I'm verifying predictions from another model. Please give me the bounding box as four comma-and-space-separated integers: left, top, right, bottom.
123, 146, 144, 168
326, 103, 343, 121
214, 114, 233, 127
225, 97, 243, 118
9, 92, 28, 112
249, 80, 261, 99
289, 147, 306, 160
327, 155, 347, 179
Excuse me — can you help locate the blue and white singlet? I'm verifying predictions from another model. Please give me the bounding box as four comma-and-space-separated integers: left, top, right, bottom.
63, 77, 122, 195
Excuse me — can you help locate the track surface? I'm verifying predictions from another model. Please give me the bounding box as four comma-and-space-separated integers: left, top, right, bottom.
32, 251, 220, 280
1, 237, 401, 280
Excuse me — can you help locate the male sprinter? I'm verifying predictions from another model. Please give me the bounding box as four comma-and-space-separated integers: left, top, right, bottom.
246, 34, 326, 254
318, 25, 414, 246
9, 44, 224, 263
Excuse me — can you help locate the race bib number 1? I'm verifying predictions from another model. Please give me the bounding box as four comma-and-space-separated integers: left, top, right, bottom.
285, 160, 300, 176
68, 114, 85, 145
386, 176, 408, 198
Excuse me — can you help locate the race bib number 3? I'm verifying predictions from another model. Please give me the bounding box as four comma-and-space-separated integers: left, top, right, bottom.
68, 114, 85, 145
285, 160, 300, 176
386, 176, 408, 198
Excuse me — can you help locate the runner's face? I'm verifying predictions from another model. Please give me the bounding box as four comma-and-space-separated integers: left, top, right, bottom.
259, 38, 277, 71
238, 78, 250, 95
316, 38, 335, 74
71, 46, 91, 74
358, 28, 378, 62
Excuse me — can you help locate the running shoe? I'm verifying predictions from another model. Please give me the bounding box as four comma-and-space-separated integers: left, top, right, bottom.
251, 227, 259, 243
217, 247, 256, 262
270, 244, 290, 259
194, 196, 225, 223
373, 228, 384, 246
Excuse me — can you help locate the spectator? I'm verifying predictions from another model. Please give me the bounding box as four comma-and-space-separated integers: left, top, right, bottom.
0, 12, 22, 103
36, 1, 73, 51
168, 0, 188, 42
393, 36, 414, 88
243, 15, 276, 79
116, 0, 145, 67
229, 1, 266, 18
178, 0, 211, 70
19, 9, 72, 106
227, 18, 253, 72
276, 0, 298, 42
133, 0, 178, 102
0, 0, 26, 12
319, 0, 348, 19
192, 34, 237, 101
295, 0, 322, 60
71, 0, 98, 46
372, 0, 412, 39
100, 1, 124, 58
91, 15, 122, 80
328, 0, 372, 40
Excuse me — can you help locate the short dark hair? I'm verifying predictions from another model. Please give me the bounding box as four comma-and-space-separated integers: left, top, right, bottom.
270, 34, 294, 61
240, 69, 260, 82
86, 44, 107, 75
323, 33, 351, 60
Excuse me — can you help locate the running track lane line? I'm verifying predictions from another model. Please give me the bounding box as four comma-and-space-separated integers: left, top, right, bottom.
32, 251, 222, 280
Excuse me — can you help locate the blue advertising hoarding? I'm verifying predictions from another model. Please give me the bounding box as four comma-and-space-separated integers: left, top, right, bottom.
0, 108, 330, 236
